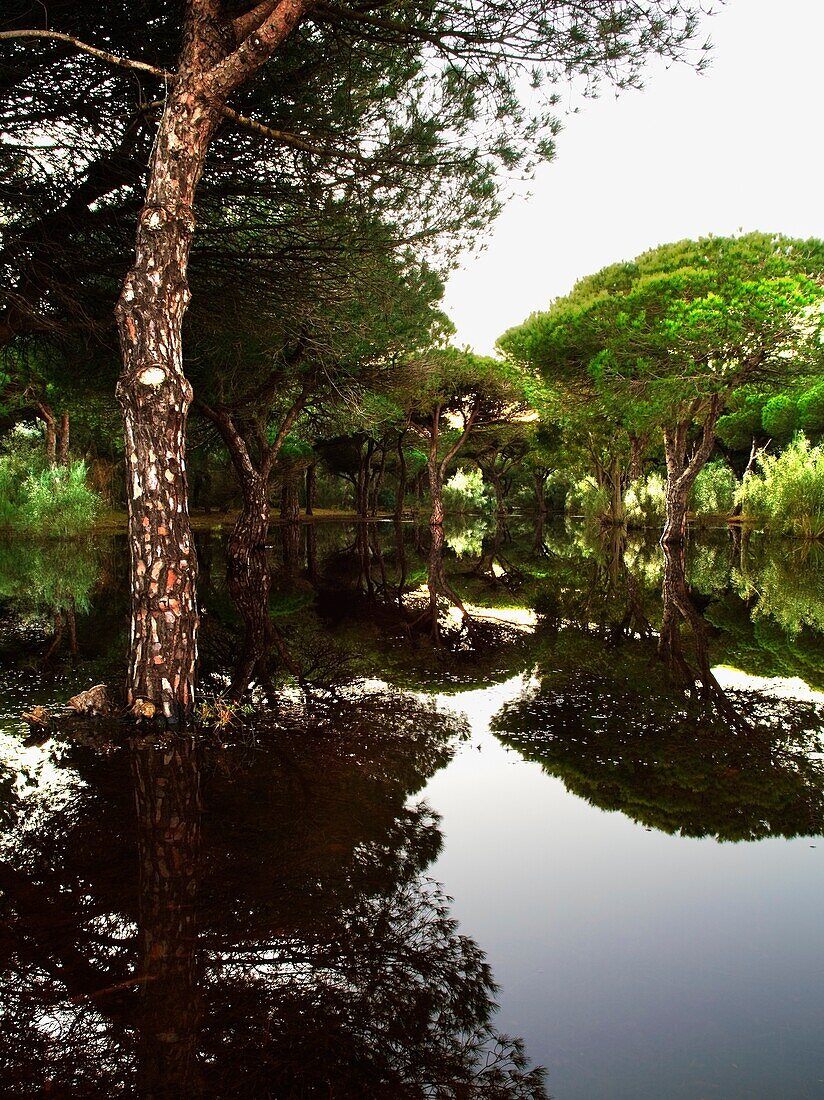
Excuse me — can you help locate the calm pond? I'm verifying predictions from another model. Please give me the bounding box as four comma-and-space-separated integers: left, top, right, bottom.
0, 520, 822, 1098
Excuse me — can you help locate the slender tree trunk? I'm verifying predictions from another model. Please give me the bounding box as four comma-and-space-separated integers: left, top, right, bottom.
227, 545, 273, 702
306, 522, 318, 580
426, 404, 477, 529
230, 472, 270, 561
305, 463, 316, 516
280, 468, 300, 523
661, 397, 722, 546
36, 401, 57, 467
490, 469, 507, 517
427, 462, 445, 526
58, 410, 70, 467
533, 470, 548, 516
628, 433, 647, 482
281, 517, 301, 578
370, 445, 386, 515
394, 430, 408, 523
356, 441, 373, 518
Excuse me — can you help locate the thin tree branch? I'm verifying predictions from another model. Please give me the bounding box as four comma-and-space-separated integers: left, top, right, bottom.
0, 29, 172, 80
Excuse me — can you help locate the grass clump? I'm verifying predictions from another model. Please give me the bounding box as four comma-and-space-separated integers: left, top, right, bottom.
738, 434, 824, 538
568, 475, 609, 521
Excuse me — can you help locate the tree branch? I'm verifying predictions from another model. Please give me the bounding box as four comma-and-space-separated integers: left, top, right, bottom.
0, 29, 172, 80
204, 0, 316, 99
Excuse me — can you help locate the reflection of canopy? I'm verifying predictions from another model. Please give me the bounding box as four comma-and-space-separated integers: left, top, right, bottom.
0, 693, 547, 1097
494, 666, 824, 842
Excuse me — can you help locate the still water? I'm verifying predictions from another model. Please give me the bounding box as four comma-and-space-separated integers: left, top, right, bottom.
0, 519, 822, 1097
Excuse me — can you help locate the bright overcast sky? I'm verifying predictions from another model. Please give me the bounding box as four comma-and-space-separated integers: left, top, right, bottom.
443, 0, 824, 355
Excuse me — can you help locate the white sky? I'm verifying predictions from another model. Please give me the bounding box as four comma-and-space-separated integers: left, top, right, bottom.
443, 0, 824, 355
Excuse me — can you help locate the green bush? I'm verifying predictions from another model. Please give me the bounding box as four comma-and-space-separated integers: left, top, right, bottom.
762, 393, 798, 439
798, 383, 824, 435
20, 461, 100, 535
689, 459, 738, 517
442, 467, 490, 514
0, 433, 46, 525
0, 433, 101, 536
737, 434, 824, 538
623, 472, 666, 527
567, 475, 609, 521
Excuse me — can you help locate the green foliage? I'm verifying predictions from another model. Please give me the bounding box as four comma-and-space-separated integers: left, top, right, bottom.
442, 467, 490, 514
716, 390, 768, 450
0, 435, 100, 535
445, 519, 488, 558
738, 435, 824, 538
623, 472, 666, 527
762, 393, 798, 439
0, 538, 101, 614
568, 476, 609, 521
19, 462, 100, 536
798, 382, 824, 435
689, 460, 738, 517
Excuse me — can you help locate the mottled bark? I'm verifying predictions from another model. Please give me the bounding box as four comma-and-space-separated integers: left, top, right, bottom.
231, 474, 270, 561
113, 2, 313, 719
114, 29, 224, 717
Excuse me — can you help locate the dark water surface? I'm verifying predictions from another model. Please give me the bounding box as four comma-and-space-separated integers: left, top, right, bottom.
0, 520, 822, 1097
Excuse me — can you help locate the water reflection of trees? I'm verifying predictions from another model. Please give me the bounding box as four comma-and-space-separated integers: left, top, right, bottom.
0, 693, 547, 1097
495, 535, 824, 841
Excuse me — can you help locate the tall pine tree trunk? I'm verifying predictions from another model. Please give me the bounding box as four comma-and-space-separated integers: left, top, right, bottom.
115, 46, 224, 719
113, 3, 312, 719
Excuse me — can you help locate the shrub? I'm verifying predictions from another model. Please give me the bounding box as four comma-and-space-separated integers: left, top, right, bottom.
623, 472, 666, 527
442, 467, 490, 514
798, 383, 824, 436
689, 460, 738, 517
762, 393, 798, 439
567, 475, 609, 521
737, 434, 824, 538
19, 462, 101, 536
